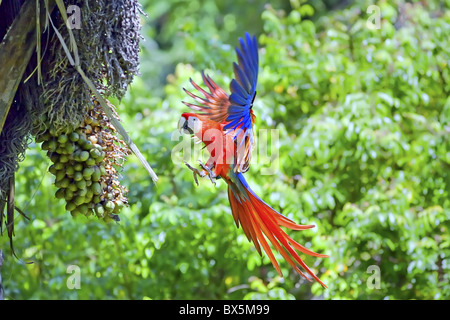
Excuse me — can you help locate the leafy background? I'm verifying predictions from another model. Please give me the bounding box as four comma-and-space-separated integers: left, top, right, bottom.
1, 0, 449, 299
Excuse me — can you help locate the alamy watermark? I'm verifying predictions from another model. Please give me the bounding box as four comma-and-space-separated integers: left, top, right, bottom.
64, 263, 381, 291
367, 5, 381, 30
66, 264, 81, 289
67, 5, 81, 29
367, 265, 381, 289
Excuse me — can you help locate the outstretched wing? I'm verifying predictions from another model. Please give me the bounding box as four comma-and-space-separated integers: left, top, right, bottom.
182, 33, 259, 173
225, 32, 259, 173
182, 71, 230, 123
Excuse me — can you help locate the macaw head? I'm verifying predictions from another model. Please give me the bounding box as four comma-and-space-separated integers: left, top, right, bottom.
178, 113, 202, 135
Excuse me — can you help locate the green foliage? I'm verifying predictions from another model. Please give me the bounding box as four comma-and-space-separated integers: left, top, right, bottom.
2, 0, 449, 299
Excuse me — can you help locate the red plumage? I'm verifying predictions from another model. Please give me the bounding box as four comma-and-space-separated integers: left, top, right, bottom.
179, 113, 327, 287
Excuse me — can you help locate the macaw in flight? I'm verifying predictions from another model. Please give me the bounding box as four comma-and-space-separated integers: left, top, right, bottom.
178, 33, 327, 287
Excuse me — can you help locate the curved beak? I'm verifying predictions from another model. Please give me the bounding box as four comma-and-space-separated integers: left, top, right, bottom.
177, 117, 194, 134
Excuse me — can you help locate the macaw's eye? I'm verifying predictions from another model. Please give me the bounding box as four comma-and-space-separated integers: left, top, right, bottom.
188, 117, 201, 133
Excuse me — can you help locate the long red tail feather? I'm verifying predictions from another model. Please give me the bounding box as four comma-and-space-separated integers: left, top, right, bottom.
227, 173, 328, 288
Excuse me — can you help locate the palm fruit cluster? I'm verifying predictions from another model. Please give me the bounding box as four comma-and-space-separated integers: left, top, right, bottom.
35, 100, 131, 222
1, 0, 142, 250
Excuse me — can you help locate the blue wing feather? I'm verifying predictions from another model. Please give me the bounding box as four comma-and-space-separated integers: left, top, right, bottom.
223, 32, 258, 173
233, 63, 251, 92
226, 32, 258, 133
235, 49, 255, 82
229, 92, 247, 106
230, 79, 247, 99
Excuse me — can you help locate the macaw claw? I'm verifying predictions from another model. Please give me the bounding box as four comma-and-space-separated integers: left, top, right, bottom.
184, 162, 203, 186
184, 161, 217, 187
198, 160, 217, 186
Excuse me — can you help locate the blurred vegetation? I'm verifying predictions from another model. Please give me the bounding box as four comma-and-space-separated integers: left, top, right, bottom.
1, 0, 449, 300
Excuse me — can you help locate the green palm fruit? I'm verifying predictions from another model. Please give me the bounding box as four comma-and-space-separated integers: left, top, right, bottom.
77, 204, 89, 216
85, 157, 96, 166
91, 182, 102, 195
68, 183, 78, 192
64, 189, 74, 201
66, 165, 75, 176
65, 143, 76, 154
92, 195, 101, 204
104, 201, 115, 213
59, 154, 70, 163
85, 189, 94, 201
55, 170, 66, 182
91, 166, 101, 182
48, 164, 57, 175
55, 188, 65, 199
83, 167, 94, 179
94, 204, 105, 218
73, 195, 86, 206
55, 177, 70, 189
77, 188, 88, 197
69, 132, 79, 142
48, 139, 58, 151
41, 140, 50, 150
41, 100, 130, 222
58, 134, 68, 144
74, 172, 83, 181
113, 200, 123, 214
79, 151, 90, 162
65, 201, 77, 212
76, 179, 87, 190
54, 162, 65, 170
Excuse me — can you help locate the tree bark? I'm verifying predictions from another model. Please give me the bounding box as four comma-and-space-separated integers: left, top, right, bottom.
0, 0, 55, 135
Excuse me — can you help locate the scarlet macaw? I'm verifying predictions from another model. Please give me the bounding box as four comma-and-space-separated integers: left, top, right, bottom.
182, 33, 258, 173
178, 33, 327, 287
